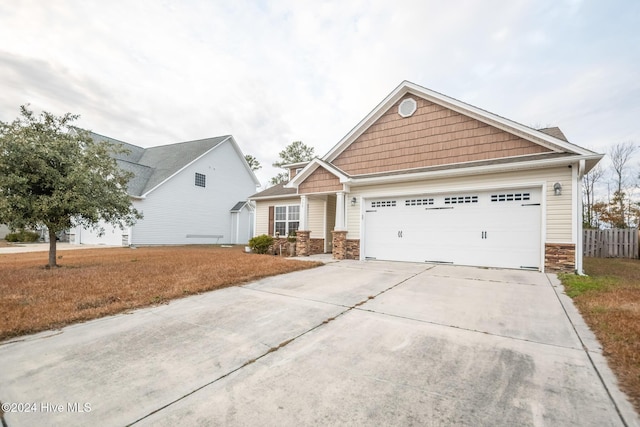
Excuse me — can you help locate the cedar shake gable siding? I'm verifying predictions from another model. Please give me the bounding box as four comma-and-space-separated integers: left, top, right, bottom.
299, 166, 343, 194
331, 96, 552, 176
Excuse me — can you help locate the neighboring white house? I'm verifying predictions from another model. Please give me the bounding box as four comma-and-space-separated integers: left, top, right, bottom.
0, 224, 9, 239
250, 80, 604, 273
71, 133, 260, 246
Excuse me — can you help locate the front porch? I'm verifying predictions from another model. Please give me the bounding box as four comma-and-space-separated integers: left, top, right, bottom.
293, 191, 360, 260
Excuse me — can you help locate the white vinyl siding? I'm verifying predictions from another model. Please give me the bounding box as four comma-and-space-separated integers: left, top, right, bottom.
230, 205, 253, 245
308, 198, 326, 237
325, 195, 336, 251
347, 166, 573, 242
72, 220, 126, 246
129, 140, 257, 245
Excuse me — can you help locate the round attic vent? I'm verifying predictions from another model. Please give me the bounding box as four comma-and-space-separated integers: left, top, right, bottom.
398, 98, 417, 118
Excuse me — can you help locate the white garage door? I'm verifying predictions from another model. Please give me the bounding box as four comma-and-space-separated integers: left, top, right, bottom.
363, 189, 541, 270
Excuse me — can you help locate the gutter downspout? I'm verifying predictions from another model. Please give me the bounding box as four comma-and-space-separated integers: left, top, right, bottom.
576, 159, 586, 274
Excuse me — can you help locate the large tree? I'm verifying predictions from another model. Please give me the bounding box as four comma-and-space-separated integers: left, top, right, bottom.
0, 106, 142, 267
608, 141, 637, 221
272, 140, 315, 168
270, 141, 315, 185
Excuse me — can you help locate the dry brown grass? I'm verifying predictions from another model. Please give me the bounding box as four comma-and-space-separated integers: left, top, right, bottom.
0, 245, 322, 341
561, 257, 640, 412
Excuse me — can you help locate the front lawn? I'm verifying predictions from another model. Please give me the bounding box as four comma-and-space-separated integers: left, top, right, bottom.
559, 257, 640, 412
0, 245, 323, 341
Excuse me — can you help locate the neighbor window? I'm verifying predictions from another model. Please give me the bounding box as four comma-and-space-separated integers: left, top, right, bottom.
195, 173, 206, 187
274, 205, 299, 236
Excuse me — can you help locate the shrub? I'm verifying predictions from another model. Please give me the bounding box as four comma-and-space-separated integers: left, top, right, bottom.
248, 234, 274, 254
5, 230, 40, 242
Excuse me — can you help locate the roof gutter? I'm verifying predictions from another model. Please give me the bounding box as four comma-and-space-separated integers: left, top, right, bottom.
346, 154, 604, 187
248, 193, 300, 201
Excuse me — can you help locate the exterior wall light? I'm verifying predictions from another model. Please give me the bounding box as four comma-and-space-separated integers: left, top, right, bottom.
351, 197, 357, 206
553, 182, 562, 196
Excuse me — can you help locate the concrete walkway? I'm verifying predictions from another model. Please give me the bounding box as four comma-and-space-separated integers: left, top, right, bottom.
0, 261, 637, 426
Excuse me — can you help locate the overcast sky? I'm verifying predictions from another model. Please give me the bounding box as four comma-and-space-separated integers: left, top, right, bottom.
1, 0, 638, 188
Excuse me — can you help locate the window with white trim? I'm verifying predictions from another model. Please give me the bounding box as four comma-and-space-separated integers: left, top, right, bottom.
195, 173, 206, 187
274, 205, 300, 236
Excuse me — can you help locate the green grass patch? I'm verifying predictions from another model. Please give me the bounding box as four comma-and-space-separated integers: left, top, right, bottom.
558, 257, 640, 413
558, 272, 617, 297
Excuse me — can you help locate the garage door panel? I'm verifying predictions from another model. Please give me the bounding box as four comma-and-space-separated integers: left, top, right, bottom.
364, 189, 541, 270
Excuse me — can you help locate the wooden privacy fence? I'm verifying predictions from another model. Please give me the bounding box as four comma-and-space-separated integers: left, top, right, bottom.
583, 228, 639, 258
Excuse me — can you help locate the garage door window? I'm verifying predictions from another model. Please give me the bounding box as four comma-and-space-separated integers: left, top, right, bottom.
371, 200, 396, 208
405, 198, 434, 206
275, 205, 299, 236
444, 195, 478, 204
491, 192, 531, 202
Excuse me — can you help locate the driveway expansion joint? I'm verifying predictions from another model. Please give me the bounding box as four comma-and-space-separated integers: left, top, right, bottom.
125, 312, 349, 426
239, 286, 352, 309
426, 273, 544, 287
353, 307, 584, 351
128, 267, 431, 425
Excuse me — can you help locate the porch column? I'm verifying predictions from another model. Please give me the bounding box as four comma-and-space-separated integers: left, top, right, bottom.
296, 195, 310, 256
299, 195, 308, 231
335, 191, 346, 231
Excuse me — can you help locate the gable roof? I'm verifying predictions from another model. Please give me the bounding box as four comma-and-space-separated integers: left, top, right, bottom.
324, 81, 597, 163
90, 132, 259, 197
136, 136, 230, 195
287, 81, 602, 190
230, 201, 254, 212
286, 158, 349, 188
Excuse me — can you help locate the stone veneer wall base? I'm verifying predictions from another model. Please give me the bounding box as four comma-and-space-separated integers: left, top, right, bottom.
545, 243, 576, 273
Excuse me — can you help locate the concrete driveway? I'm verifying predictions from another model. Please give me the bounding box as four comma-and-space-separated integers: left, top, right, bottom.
1, 260, 637, 426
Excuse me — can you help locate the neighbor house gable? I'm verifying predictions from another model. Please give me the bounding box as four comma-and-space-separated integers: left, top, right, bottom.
140, 136, 260, 197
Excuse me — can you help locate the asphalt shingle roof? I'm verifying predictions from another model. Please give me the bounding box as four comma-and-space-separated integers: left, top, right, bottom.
249, 183, 297, 199
537, 127, 569, 142
90, 132, 229, 197
230, 201, 248, 211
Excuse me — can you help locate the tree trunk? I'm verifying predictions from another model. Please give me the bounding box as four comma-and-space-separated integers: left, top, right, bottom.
48, 228, 57, 268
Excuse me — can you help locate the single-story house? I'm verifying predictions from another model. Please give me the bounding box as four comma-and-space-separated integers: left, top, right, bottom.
249, 81, 603, 273
72, 133, 260, 246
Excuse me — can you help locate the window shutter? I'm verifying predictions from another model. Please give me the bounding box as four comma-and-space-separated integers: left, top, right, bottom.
268, 206, 274, 235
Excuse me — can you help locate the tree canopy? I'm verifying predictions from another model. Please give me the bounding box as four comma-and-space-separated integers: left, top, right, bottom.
272, 140, 315, 168
583, 141, 640, 229
244, 154, 262, 172
0, 105, 142, 267
270, 141, 315, 185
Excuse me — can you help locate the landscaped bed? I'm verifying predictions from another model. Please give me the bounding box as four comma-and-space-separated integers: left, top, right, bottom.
560, 257, 640, 413
0, 245, 323, 341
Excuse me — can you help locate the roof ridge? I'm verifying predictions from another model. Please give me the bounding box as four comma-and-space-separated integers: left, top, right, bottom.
144, 135, 231, 150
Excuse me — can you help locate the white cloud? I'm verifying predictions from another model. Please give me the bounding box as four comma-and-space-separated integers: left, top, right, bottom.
1, 0, 639, 186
